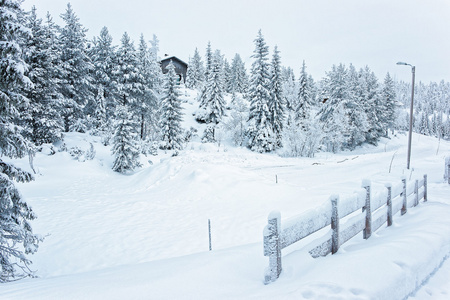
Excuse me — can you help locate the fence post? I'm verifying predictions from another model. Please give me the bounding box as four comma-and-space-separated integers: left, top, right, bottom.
331, 195, 340, 254
446, 157, 450, 184
414, 180, 419, 206
386, 183, 393, 227
208, 219, 212, 251
423, 174, 427, 202
362, 180, 372, 239
264, 211, 281, 284
401, 177, 407, 215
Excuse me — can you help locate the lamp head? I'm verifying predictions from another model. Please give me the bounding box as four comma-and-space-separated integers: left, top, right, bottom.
397, 62, 408, 65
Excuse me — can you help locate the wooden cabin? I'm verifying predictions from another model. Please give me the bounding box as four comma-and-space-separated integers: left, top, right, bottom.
160, 55, 188, 83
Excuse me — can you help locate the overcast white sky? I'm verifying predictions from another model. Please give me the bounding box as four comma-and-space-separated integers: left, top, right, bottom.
24, 0, 450, 83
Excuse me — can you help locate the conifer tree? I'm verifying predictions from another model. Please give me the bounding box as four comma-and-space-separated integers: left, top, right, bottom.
296, 60, 311, 123
318, 64, 350, 152
89, 26, 117, 126
113, 32, 145, 135
247, 30, 274, 152
197, 51, 226, 124
268, 45, 285, 148
0, 0, 42, 281
381, 72, 397, 136
58, 3, 93, 132
186, 48, 205, 89
111, 105, 141, 173
230, 53, 248, 94
159, 62, 184, 150
24, 7, 64, 145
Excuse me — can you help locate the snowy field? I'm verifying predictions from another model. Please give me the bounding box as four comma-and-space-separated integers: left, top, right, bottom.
1, 96, 450, 299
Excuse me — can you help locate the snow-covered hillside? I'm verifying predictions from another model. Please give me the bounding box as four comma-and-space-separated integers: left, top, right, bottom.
1, 118, 449, 299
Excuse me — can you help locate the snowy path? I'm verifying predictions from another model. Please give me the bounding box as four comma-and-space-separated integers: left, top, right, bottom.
0, 132, 449, 299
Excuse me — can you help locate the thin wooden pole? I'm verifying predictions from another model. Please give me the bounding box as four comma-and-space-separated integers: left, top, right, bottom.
208, 219, 212, 251
414, 180, 419, 206
423, 174, 428, 202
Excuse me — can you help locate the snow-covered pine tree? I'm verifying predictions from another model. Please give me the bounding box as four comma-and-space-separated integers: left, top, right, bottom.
318, 64, 350, 152
381, 72, 397, 136
204, 41, 213, 80
223, 58, 232, 93
58, 3, 94, 132
111, 105, 141, 173
345, 64, 369, 149
113, 32, 145, 135
197, 51, 226, 124
360, 66, 383, 144
296, 60, 311, 124
0, 0, 42, 282
137, 34, 159, 140
159, 61, 184, 150
247, 30, 275, 152
230, 53, 248, 95
268, 45, 285, 148
89, 26, 117, 128
185, 48, 205, 90
24, 6, 63, 145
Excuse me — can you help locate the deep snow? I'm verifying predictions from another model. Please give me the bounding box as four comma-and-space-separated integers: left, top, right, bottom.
1, 92, 449, 299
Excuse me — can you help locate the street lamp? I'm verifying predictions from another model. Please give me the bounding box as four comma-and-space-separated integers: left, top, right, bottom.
396, 61, 416, 170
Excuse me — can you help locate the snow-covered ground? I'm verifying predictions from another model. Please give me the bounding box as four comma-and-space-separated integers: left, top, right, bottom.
1, 94, 449, 299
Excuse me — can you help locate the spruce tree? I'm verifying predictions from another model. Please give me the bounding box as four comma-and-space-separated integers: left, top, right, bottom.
186, 48, 205, 90
346, 64, 369, 149
268, 45, 285, 148
24, 6, 63, 145
296, 60, 311, 124
381, 72, 396, 136
247, 30, 274, 152
159, 62, 184, 150
318, 64, 350, 152
89, 26, 117, 127
0, 0, 41, 281
59, 3, 93, 132
197, 51, 226, 124
230, 53, 248, 94
111, 105, 141, 173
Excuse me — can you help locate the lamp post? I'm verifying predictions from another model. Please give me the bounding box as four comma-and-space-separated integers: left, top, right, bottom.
396, 62, 415, 170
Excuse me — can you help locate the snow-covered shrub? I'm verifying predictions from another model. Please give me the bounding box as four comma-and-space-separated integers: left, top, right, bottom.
69, 118, 87, 133
184, 127, 198, 143
69, 147, 85, 161
85, 143, 96, 160
202, 125, 216, 143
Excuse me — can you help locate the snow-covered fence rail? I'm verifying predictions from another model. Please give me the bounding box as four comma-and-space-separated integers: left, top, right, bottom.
263, 174, 428, 284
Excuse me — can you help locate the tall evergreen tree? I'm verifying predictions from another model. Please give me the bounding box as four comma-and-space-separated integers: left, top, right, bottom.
381, 72, 397, 136
58, 3, 93, 132
111, 104, 141, 173
247, 30, 274, 152
186, 48, 205, 89
318, 64, 350, 152
113, 32, 145, 138
0, 0, 41, 282
24, 7, 63, 145
296, 60, 311, 123
159, 62, 184, 150
89, 26, 117, 126
197, 51, 226, 124
360, 66, 383, 144
230, 53, 248, 94
268, 45, 285, 148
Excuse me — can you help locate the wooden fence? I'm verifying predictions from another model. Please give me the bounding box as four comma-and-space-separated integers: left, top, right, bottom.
263, 174, 428, 284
